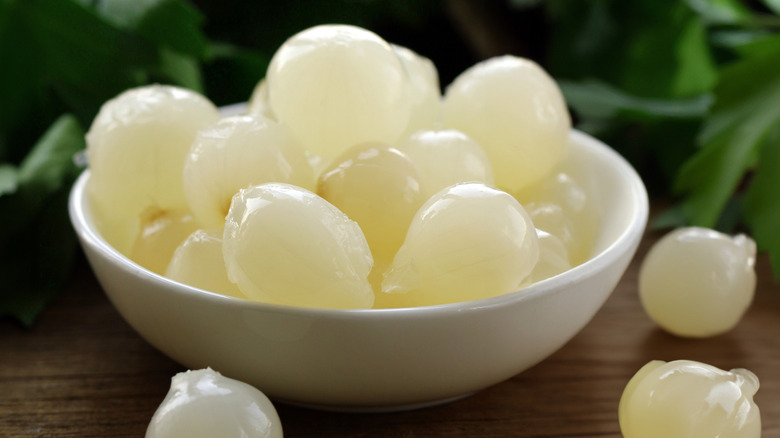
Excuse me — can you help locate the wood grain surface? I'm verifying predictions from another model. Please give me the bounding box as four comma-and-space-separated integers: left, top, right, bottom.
2, 228, 779, 437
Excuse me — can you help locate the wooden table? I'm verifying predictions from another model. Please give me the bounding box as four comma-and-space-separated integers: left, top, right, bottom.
2, 228, 779, 437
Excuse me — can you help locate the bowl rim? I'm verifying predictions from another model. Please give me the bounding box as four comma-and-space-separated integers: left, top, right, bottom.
69, 129, 648, 321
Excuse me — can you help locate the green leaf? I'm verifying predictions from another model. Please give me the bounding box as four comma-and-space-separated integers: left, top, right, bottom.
547, 0, 718, 99
710, 29, 773, 50
0, 187, 78, 327
29, 0, 155, 94
154, 47, 203, 92
0, 114, 85, 325
94, 0, 207, 58
653, 194, 743, 235
675, 42, 780, 227
651, 204, 689, 230
744, 126, 780, 278
546, 0, 618, 73
17, 115, 86, 187
730, 32, 780, 58
761, 0, 780, 15
713, 195, 744, 233
0, 115, 85, 248
670, 15, 720, 96
685, 0, 752, 24
0, 165, 17, 196
560, 79, 712, 121
621, 11, 718, 98
0, 0, 157, 147
0, 0, 47, 143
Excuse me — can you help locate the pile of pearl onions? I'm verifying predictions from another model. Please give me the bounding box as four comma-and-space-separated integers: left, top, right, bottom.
317, 143, 425, 264
223, 183, 374, 309
639, 227, 756, 338
165, 229, 245, 299
442, 55, 571, 193
183, 115, 315, 229
267, 24, 413, 160
86, 85, 220, 254
396, 129, 494, 198
619, 360, 761, 438
382, 183, 539, 306
146, 368, 282, 438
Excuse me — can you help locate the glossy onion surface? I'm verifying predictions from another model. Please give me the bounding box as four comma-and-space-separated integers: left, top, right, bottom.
165, 229, 246, 299
619, 360, 761, 438
521, 229, 571, 287
130, 210, 199, 276
86, 85, 219, 254
516, 171, 596, 265
441, 55, 570, 193
223, 183, 374, 309
639, 227, 756, 338
183, 115, 314, 228
317, 143, 425, 264
146, 368, 282, 438
247, 79, 274, 120
382, 182, 539, 306
392, 44, 441, 138
267, 24, 413, 160
396, 129, 494, 197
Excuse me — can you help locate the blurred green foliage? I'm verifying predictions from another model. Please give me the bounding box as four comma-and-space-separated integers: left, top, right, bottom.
1, 0, 778, 326
543, 0, 780, 276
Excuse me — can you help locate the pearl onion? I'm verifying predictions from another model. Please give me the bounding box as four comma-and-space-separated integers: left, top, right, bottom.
619, 360, 761, 438
441, 55, 570, 193
267, 24, 413, 160
317, 143, 425, 265
382, 182, 539, 306
165, 229, 245, 299
639, 227, 756, 337
223, 183, 374, 309
146, 368, 282, 438
247, 79, 274, 120
396, 129, 494, 198
392, 44, 441, 138
520, 229, 571, 287
516, 171, 595, 265
130, 210, 198, 276
86, 85, 220, 254
183, 115, 314, 229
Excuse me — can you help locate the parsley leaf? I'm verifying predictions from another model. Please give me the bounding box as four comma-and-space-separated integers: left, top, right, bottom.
0, 115, 85, 326
675, 35, 780, 227
744, 127, 780, 278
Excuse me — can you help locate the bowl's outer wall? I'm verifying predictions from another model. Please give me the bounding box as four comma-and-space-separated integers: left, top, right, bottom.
70, 130, 648, 410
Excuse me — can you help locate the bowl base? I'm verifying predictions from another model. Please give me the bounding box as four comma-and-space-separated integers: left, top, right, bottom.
276, 392, 476, 413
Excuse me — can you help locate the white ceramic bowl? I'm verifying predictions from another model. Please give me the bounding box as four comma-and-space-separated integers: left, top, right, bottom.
69, 130, 648, 412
